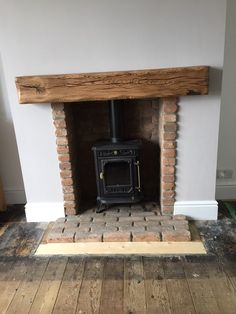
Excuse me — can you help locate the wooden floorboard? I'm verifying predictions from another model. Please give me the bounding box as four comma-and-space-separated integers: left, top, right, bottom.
183, 260, 221, 314
205, 260, 236, 314
124, 257, 147, 314
6, 257, 49, 314
163, 259, 196, 314
53, 257, 85, 314
143, 257, 171, 314
0, 258, 27, 313
99, 258, 124, 314
76, 258, 104, 314
29, 257, 68, 314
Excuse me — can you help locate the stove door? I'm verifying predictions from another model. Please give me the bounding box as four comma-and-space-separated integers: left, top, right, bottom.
100, 158, 135, 196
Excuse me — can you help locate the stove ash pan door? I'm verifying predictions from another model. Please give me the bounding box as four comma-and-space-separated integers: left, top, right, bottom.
98, 157, 141, 197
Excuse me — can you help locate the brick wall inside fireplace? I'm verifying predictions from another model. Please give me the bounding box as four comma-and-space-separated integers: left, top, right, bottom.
51, 97, 178, 216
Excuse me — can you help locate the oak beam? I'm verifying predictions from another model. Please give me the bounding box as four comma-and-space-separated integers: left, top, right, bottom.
16, 66, 209, 104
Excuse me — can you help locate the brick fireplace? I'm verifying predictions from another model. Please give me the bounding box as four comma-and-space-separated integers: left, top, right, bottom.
16, 65, 209, 220
51, 97, 178, 216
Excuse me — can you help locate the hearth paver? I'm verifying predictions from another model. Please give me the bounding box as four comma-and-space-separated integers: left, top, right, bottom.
46, 203, 191, 243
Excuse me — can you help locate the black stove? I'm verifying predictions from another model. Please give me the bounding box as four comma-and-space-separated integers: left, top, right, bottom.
92, 100, 142, 212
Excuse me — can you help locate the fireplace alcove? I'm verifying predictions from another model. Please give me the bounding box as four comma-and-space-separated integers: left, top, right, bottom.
16, 66, 209, 216
57, 99, 161, 212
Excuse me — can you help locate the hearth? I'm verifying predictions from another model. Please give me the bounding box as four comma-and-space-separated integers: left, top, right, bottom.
92, 100, 143, 212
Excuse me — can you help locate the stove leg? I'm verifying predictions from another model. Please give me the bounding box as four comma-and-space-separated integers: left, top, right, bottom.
96, 202, 107, 213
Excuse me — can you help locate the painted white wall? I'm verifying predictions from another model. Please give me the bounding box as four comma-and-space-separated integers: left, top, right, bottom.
0, 0, 226, 220
0, 56, 26, 204
216, 0, 236, 200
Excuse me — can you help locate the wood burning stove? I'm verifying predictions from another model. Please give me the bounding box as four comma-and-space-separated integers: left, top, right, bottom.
92, 100, 142, 212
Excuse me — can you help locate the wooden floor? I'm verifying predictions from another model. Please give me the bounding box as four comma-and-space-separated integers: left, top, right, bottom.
0, 206, 236, 313
0, 256, 236, 313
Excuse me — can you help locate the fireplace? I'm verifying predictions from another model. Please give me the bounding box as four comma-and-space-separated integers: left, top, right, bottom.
15, 66, 209, 218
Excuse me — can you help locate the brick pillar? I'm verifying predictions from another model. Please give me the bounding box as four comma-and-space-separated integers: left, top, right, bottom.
51, 103, 78, 215
159, 97, 178, 214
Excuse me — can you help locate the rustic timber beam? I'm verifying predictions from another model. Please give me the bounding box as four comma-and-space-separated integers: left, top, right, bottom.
15, 66, 209, 104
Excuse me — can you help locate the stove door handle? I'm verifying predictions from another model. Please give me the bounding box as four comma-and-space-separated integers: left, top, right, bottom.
99, 171, 104, 180
135, 161, 141, 192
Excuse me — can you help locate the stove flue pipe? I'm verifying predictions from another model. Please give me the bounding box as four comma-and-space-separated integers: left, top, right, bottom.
109, 99, 123, 143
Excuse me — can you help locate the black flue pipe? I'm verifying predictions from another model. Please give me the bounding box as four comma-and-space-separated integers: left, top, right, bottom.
109, 100, 122, 143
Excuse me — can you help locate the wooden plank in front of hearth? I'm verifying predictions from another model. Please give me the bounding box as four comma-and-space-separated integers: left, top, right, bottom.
35, 241, 206, 255
16, 66, 209, 104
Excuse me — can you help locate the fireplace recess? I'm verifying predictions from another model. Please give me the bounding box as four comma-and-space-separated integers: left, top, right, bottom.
92, 100, 142, 212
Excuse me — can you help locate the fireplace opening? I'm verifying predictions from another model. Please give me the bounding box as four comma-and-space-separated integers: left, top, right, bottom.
63, 99, 161, 213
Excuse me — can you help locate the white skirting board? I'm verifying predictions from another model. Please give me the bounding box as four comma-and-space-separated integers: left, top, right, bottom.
174, 200, 218, 220
35, 241, 206, 256
25, 202, 65, 222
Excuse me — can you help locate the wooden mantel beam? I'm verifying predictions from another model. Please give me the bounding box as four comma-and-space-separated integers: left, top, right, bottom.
15, 66, 209, 104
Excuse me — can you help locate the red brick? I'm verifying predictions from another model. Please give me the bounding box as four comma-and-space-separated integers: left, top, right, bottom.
52, 111, 65, 120
163, 149, 176, 158
146, 225, 174, 232
162, 175, 175, 183
130, 211, 156, 217
163, 190, 175, 198
161, 206, 173, 215
52, 103, 64, 111
162, 166, 175, 175
63, 186, 74, 193
93, 216, 117, 223
55, 128, 67, 137
132, 231, 161, 242
64, 220, 78, 229
75, 232, 102, 242
103, 231, 131, 242
76, 225, 91, 232
55, 217, 66, 223
164, 123, 177, 132
91, 225, 117, 233
162, 199, 175, 206
65, 207, 77, 215
51, 224, 65, 232
162, 158, 176, 166
47, 229, 75, 243
62, 178, 73, 186
59, 162, 71, 170
163, 114, 177, 122
163, 141, 176, 149
60, 170, 72, 179
118, 216, 144, 222
174, 224, 190, 231
162, 230, 191, 242
161, 220, 188, 227
64, 201, 76, 209
54, 119, 66, 129
58, 154, 70, 162
163, 99, 178, 113
56, 137, 69, 146
133, 221, 148, 227
77, 215, 92, 222
57, 146, 69, 154
64, 193, 75, 201
162, 182, 175, 191
145, 215, 171, 221
173, 214, 187, 220
163, 133, 176, 140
